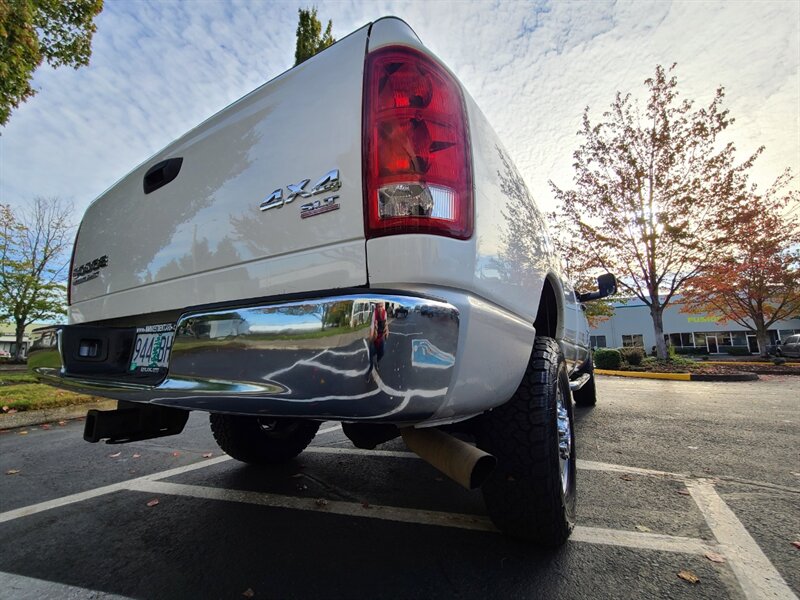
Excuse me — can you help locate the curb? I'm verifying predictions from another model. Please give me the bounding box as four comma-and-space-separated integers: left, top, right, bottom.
701, 361, 800, 367
595, 369, 690, 381
595, 369, 759, 382
0, 399, 116, 430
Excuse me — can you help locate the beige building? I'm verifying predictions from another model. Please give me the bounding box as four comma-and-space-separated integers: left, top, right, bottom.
0, 323, 52, 359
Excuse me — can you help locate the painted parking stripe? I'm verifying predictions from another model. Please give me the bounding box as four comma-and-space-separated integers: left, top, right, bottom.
0, 455, 233, 524
316, 423, 342, 436
304, 446, 689, 480
126, 479, 496, 532
0, 424, 343, 525
124, 479, 720, 556
0, 570, 135, 600
687, 480, 798, 600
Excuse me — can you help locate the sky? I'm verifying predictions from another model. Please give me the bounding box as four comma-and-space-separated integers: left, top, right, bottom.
1, 0, 798, 219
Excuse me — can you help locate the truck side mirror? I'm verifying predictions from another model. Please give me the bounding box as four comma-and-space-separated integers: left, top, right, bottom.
577, 273, 617, 303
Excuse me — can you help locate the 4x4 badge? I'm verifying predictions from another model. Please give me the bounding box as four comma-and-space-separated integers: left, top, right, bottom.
259, 169, 341, 213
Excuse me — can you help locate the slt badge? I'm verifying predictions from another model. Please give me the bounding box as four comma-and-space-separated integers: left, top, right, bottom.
260, 169, 341, 217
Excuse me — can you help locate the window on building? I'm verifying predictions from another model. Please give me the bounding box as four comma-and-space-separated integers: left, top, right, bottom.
681, 333, 694, 347
731, 331, 747, 346
694, 333, 706, 346
719, 333, 733, 346
779, 329, 799, 340
621, 334, 644, 348
590, 335, 607, 349
669, 333, 682, 347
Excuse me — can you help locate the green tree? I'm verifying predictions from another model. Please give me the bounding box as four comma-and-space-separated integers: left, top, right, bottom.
0, 0, 103, 126
294, 7, 334, 67
551, 64, 759, 359
1, 198, 74, 360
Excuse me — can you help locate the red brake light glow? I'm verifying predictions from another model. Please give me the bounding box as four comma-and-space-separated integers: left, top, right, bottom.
363, 46, 473, 240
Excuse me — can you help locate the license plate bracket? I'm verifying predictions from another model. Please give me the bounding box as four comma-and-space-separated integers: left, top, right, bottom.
129, 324, 175, 375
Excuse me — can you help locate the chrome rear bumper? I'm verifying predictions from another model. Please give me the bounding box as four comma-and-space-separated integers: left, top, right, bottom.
32, 293, 459, 423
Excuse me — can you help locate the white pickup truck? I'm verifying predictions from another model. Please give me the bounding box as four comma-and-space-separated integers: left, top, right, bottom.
32, 17, 614, 547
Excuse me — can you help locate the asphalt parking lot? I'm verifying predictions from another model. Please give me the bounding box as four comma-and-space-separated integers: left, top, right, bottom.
1, 376, 798, 599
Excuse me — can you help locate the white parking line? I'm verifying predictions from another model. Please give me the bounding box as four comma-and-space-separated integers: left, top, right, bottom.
317, 423, 342, 436
687, 479, 798, 600
304, 445, 688, 480
0, 571, 135, 600
0, 425, 344, 525
126, 479, 496, 532
0, 455, 233, 524
124, 479, 720, 556
2, 431, 795, 600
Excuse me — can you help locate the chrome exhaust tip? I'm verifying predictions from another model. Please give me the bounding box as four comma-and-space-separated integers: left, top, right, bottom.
401, 427, 496, 490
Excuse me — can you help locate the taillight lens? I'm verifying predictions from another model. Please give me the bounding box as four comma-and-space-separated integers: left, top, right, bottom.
363, 46, 473, 239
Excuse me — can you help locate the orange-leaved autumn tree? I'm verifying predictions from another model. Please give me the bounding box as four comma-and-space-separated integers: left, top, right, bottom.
551, 64, 759, 359
681, 170, 800, 357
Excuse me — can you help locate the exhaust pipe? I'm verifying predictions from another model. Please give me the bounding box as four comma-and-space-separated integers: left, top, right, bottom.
401, 427, 496, 490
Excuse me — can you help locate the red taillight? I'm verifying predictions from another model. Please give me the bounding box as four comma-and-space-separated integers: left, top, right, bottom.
363, 46, 473, 240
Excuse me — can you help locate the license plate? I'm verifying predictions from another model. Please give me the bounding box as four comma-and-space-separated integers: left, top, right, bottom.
129, 324, 175, 374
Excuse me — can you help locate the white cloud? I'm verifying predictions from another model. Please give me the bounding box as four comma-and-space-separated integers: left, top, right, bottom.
1, 0, 797, 218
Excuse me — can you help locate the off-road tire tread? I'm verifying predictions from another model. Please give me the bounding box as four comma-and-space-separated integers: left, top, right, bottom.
209, 415, 320, 465
477, 336, 575, 546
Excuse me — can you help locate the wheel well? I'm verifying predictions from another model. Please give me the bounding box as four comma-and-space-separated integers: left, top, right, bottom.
534, 278, 559, 338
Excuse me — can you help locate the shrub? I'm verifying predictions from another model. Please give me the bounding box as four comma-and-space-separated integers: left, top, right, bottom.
725, 347, 750, 356
617, 347, 644, 366
674, 347, 708, 355
594, 348, 622, 370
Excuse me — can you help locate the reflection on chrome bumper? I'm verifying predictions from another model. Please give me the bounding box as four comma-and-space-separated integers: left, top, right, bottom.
33, 293, 459, 423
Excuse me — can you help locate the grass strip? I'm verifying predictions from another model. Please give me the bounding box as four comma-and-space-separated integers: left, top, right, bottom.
0, 373, 39, 385
0, 384, 98, 412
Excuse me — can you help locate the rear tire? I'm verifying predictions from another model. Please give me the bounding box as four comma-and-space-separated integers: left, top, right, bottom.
476, 336, 576, 547
210, 415, 320, 465
572, 356, 597, 407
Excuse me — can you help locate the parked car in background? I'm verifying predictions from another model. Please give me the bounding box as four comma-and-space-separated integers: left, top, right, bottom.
776, 334, 800, 358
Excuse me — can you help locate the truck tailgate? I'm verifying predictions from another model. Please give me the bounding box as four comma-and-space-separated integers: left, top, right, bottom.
70, 25, 370, 323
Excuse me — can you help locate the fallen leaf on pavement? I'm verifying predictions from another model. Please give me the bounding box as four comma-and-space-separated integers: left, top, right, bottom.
620, 474, 634, 481
109, 452, 121, 458
704, 551, 726, 563
635, 525, 651, 532
242, 589, 255, 598
40, 424, 51, 430
792, 541, 800, 550
58, 421, 67, 426
202, 452, 213, 458
5, 469, 20, 475
687, 446, 699, 450
146, 498, 159, 507
172, 451, 181, 457
18, 430, 27, 435
1, 406, 8, 412
132, 453, 141, 459
315, 498, 328, 507
676, 489, 691, 496
677, 570, 700, 584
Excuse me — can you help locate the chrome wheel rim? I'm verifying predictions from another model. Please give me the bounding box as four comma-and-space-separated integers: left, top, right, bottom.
556, 385, 573, 495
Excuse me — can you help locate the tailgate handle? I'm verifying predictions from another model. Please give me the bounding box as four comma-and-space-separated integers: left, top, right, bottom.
143, 157, 183, 194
